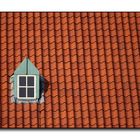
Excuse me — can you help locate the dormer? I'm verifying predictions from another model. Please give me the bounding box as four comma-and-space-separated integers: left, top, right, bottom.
10, 58, 46, 103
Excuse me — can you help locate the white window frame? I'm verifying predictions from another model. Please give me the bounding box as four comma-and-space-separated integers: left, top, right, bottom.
17, 75, 36, 99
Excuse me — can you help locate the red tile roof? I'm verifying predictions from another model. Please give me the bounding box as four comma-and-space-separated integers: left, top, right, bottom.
0, 12, 140, 128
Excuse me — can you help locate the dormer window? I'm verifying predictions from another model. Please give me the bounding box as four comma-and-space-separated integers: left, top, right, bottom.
17, 75, 36, 99
10, 58, 47, 103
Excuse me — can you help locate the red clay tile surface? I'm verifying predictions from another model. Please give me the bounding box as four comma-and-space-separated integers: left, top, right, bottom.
0, 12, 140, 128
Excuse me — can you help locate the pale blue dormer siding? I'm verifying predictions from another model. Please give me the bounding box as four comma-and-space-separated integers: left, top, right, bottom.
14, 58, 40, 99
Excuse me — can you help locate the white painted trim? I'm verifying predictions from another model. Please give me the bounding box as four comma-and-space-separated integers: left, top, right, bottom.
17, 75, 36, 99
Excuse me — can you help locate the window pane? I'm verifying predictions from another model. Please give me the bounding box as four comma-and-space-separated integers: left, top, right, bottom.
27, 76, 34, 86
27, 88, 34, 97
19, 88, 26, 97
19, 76, 26, 86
